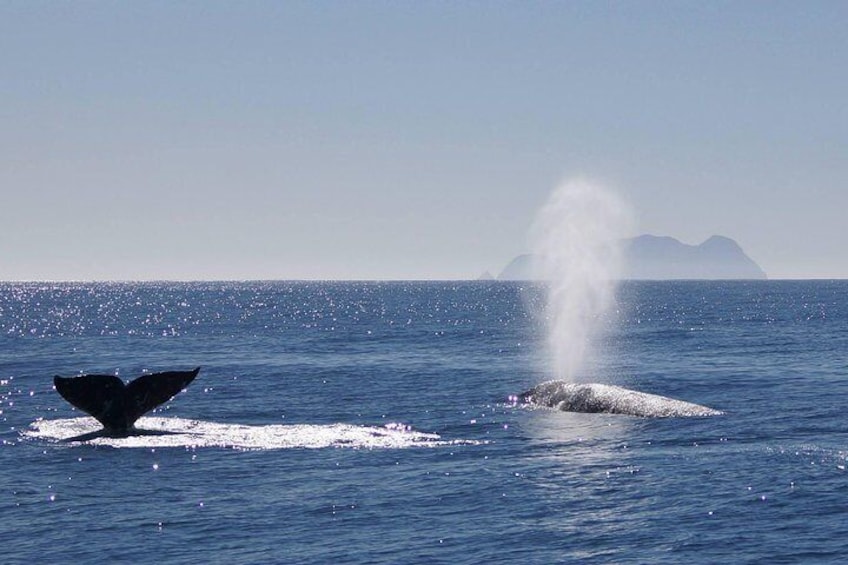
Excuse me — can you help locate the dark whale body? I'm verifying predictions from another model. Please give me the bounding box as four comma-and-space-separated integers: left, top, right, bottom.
520, 380, 722, 418
53, 367, 200, 439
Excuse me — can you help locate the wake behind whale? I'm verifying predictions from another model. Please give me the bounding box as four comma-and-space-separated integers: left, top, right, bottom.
43, 366, 483, 449
24, 417, 477, 450
520, 380, 723, 418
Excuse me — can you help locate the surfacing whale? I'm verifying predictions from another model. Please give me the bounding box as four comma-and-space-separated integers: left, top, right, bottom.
519, 380, 722, 418
53, 367, 200, 439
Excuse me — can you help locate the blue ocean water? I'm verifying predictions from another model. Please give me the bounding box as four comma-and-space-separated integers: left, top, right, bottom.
1, 280, 847, 563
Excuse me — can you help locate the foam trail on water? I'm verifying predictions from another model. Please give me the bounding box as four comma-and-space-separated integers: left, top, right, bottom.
530, 179, 632, 381
23, 417, 482, 450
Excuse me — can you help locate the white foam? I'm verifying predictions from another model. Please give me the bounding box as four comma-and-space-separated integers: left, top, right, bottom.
23, 417, 479, 450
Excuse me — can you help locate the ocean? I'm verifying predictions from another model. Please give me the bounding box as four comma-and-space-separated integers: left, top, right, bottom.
1, 280, 847, 563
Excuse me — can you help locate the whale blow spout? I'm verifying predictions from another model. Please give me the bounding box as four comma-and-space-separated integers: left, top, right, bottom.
53, 367, 200, 435
520, 380, 723, 418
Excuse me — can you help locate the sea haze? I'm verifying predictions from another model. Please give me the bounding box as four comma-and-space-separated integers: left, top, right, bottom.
2, 280, 847, 563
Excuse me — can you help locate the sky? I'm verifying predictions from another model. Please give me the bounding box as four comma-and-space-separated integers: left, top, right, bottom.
2, 1, 846, 280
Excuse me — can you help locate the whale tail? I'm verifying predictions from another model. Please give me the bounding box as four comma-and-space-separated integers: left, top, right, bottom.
53, 367, 200, 433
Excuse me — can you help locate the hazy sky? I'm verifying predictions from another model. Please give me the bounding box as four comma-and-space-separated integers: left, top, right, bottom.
2, 2, 846, 280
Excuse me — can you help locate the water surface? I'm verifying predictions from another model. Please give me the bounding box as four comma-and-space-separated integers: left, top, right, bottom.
2, 281, 847, 563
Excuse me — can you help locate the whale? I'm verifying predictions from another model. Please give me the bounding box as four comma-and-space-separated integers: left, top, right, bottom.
519, 380, 722, 418
53, 367, 200, 439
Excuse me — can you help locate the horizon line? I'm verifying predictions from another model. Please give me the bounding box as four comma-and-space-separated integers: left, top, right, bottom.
1, 277, 846, 283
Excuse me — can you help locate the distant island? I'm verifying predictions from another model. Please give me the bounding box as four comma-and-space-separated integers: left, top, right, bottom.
498, 235, 767, 280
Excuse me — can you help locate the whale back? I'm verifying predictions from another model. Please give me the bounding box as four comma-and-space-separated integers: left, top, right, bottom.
54, 368, 200, 431
520, 380, 722, 418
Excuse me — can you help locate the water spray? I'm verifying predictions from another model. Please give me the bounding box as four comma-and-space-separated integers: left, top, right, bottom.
530, 179, 633, 381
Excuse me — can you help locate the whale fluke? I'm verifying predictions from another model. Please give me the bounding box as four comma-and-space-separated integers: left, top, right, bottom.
53, 367, 200, 433
520, 380, 722, 418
